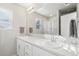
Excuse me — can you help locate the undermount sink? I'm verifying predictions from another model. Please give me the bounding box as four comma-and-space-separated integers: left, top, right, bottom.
46, 41, 64, 48
46, 41, 77, 54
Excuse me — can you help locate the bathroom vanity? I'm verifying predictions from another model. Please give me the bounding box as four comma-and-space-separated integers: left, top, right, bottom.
16, 35, 78, 56
17, 36, 54, 56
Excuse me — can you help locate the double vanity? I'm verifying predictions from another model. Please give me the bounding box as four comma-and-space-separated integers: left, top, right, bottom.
16, 34, 79, 56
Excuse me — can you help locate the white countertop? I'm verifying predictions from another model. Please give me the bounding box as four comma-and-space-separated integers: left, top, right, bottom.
17, 35, 77, 56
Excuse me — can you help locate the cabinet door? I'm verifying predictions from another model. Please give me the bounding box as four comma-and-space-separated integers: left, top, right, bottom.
24, 42, 33, 56
32, 46, 39, 56
17, 39, 25, 56
33, 46, 54, 56
17, 39, 21, 56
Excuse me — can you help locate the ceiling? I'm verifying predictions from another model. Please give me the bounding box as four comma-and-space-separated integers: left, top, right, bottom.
18, 3, 75, 17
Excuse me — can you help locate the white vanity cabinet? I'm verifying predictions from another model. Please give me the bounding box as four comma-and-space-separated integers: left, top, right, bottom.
17, 39, 32, 56
17, 38, 54, 56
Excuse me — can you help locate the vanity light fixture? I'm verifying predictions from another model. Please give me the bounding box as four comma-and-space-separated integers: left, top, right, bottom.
27, 6, 33, 11
27, 6, 35, 14
28, 9, 35, 14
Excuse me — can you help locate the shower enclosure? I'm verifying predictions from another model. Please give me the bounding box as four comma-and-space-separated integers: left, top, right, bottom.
60, 12, 77, 38
59, 3, 79, 55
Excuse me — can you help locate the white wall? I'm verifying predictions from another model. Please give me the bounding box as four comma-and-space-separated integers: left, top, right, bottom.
46, 11, 59, 35
43, 19, 51, 34
0, 3, 28, 55
0, 29, 16, 56
0, 3, 28, 34
48, 15, 58, 35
